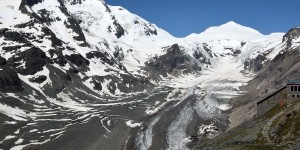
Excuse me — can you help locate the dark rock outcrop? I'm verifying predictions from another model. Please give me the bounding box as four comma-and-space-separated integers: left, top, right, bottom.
108, 16, 125, 38
202, 43, 214, 58
283, 28, 300, 42
20, 0, 43, 8
113, 20, 125, 38
86, 51, 115, 66
41, 27, 63, 47
114, 47, 124, 61
14, 20, 36, 29
283, 28, 300, 48
29, 75, 47, 83
193, 51, 211, 65
7, 47, 52, 75
145, 44, 202, 77
3, 30, 28, 43
2, 45, 23, 52
0, 56, 6, 66
244, 54, 267, 72
88, 73, 151, 94
64, 17, 87, 42
67, 0, 83, 5
65, 54, 89, 67
0, 67, 23, 92
143, 23, 157, 36
0, 28, 9, 37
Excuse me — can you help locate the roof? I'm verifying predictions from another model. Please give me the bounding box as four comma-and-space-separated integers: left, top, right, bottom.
256, 86, 286, 105
287, 80, 300, 85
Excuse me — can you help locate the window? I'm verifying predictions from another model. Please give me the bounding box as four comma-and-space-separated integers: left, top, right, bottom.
296, 86, 298, 92
298, 95, 300, 98
293, 95, 295, 98
298, 86, 300, 92
291, 86, 294, 91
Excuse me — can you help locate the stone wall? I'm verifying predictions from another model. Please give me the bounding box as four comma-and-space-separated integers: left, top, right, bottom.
257, 87, 287, 116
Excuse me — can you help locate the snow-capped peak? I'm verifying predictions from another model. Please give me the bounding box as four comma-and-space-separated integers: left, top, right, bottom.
220, 21, 243, 27
186, 21, 264, 41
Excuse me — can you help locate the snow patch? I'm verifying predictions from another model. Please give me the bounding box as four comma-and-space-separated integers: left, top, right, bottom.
0, 103, 28, 121
125, 120, 142, 128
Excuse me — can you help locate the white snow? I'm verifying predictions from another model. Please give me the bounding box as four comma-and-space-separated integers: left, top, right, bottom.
217, 104, 232, 111
62, 0, 178, 74
159, 55, 254, 119
125, 120, 142, 128
29, 129, 38, 133
14, 129, 20, 134
163, 56, 252, 90
3, 135, 15, 141
292, 36, 300, 48
198, 124, 219, 138
100, 117, 111, 133
14, 138, 24, 145
47, 93, 91, 112
186, 21, 264, 41
0, 0, 30, 28
241, 33, 284, 60
267, 43, 286, 60
0, 103, 28, 121
42, 128, 65, 134
10, 145, 27, 150
4, 121, 17, 124
89, 100, 143, 107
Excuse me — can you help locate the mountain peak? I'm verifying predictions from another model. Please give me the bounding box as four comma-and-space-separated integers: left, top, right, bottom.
186, 21, 264, 41
222, 21, 241, 27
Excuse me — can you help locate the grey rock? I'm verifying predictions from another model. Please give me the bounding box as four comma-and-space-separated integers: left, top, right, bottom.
0, 67, 23, 93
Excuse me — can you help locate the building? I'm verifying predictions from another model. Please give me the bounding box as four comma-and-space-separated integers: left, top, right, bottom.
256, 80, 300, 116
287, 80, 300, 100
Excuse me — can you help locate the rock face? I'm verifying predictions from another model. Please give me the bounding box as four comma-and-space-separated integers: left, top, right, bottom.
0, 56, 6, 66
65, 54, 89, 67
283, 28, 300, 46
2, 30, 28, 43
20, 0, 43, 8
8, 47, 52, 75
0, 67, 23, 92
110, 20, 125, 38
145, 44, 202, 77
244, 54, 267, 72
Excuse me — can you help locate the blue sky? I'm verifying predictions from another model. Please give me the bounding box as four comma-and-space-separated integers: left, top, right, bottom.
106, 0, 300, 37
